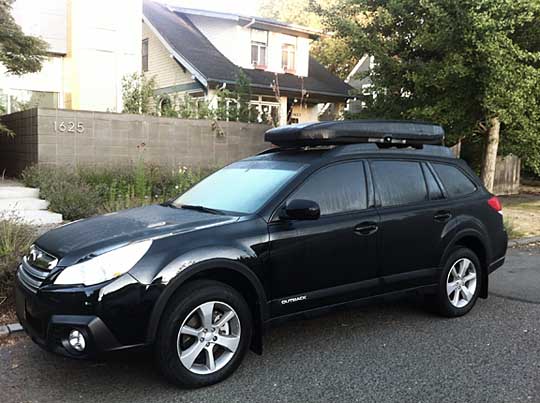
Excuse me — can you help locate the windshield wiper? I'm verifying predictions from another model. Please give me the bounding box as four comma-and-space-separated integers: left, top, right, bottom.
179, 204, 226, 215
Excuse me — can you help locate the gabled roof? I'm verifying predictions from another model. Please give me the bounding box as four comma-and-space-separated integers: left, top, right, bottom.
166, 6, 322, 38
143, 0, 352, 101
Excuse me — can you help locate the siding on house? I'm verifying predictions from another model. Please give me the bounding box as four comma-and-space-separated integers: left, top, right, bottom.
142, 21, 197, 91
187, 14, 311, 77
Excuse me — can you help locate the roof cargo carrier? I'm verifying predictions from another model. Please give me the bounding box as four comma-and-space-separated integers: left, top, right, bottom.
265, 120, 445, 148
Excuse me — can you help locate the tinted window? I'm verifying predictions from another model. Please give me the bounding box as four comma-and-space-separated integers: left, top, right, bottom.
433, 163, 477, 197
371, 161, 428, 207
291, 161, 367, 215
174, 160, 306, 214
422, 164, 444, 200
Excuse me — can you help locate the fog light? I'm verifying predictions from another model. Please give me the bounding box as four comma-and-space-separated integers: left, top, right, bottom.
68, 330, 86, 352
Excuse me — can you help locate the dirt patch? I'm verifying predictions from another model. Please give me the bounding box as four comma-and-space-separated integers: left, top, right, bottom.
0, 296, 17, 326
0, 332, 25, 347
500, 190, 540, 238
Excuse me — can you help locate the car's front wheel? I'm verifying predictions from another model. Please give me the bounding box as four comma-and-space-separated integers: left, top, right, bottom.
156, 280, 252, 388
436, 247, 481, 317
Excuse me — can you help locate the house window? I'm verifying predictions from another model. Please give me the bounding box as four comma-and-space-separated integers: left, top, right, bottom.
251, 29, 268, 68
7, 90, 59, 113
282, 43, 296, 73
250, 95, 280, 125
142, 39, 149, 72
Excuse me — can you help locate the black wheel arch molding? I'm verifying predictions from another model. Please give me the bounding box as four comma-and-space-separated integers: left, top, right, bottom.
144, 256, 269, 355
440, 226, 493, 299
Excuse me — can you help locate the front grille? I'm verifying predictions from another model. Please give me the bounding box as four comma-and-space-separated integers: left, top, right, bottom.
17, 245, 58, 293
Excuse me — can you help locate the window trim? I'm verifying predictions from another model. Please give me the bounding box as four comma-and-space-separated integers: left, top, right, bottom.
428, 161, 478, 200
142, 38, 149, 72
251, 29, 268, 69
368, 158, 431, 210
281, 43, 296, 73
270, 159, 373, 222
251, 41, 267, 68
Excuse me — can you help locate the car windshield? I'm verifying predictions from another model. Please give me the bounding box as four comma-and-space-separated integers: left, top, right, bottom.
172, 159, 306, 214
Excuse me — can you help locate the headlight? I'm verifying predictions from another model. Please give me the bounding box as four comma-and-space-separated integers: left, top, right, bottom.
54, 240, 153, 286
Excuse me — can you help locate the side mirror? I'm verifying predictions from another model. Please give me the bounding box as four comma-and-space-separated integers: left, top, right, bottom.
280, 199, 320, 221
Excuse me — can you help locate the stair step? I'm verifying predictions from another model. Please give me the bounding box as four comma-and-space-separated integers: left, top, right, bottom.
0, 198, 50, 211
1, 210, 63, 226
0, 186, 40, 199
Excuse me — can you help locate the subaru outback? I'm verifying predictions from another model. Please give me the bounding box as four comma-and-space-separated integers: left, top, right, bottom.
15, 120, 507, 388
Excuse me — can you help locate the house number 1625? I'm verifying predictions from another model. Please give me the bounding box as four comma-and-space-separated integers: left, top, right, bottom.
54, 121, 85, 133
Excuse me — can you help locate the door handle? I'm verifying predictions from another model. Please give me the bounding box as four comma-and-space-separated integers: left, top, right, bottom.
434, 211, 452, 223
354, 222, 379, 236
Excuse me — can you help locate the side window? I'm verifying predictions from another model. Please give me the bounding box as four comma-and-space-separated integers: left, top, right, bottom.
291, 161, 367, 215
371, 160, 428, 207
432, 163, 477, 197
422, 164, 444, 200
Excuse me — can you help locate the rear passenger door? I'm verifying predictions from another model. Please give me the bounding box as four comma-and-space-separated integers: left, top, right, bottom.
370, 159, 453, 292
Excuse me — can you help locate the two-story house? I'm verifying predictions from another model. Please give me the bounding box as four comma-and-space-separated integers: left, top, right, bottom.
0, 0, 141, 114
142, 0, 351, 125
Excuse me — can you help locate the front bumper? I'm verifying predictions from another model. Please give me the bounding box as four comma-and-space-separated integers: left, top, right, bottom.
15, 269, 154, 358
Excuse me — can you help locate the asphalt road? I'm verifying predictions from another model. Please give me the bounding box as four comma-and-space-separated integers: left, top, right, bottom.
2, 247, 540, 403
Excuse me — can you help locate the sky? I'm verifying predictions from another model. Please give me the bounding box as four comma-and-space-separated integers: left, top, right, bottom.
165, 0, 261, 16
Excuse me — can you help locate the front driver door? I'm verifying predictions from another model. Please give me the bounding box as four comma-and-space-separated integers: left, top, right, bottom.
267, 160, 380, 317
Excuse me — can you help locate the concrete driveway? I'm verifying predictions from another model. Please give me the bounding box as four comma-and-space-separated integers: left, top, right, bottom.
2, 246, 539, 403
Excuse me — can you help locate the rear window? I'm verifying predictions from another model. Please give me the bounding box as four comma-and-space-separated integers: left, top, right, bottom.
432, 163, 477, 198
371, 160, 428, 207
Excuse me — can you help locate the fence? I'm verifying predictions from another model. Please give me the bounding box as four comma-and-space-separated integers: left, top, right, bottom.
493, 154, 520, 195
0, 108, 270, 176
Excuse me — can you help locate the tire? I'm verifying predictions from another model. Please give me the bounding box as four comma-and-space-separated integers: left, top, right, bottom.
155, 280, 252, 388
435, 247, 482, 317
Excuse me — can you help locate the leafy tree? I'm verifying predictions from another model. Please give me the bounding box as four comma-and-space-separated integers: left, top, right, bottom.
316, 0, 540, 186
0, 103, 12, 136
121, 73, 157, 114
258, 0, 357, 79
0, 0, 48, 75
235, 70, 255, 122
0, 0, 48, 135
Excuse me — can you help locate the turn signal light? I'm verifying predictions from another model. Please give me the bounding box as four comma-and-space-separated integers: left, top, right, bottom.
487, 196, 502, 214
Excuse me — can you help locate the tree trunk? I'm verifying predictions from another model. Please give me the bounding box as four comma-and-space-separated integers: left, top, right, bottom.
480, 116, 500, 193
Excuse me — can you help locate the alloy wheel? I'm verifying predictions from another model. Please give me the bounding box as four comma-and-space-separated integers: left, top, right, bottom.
446, 258, 477, 308
177, 301, 241, 375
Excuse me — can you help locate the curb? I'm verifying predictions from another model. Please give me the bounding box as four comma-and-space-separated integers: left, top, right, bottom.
508, 236, 540, 248
0, 323, 23, 339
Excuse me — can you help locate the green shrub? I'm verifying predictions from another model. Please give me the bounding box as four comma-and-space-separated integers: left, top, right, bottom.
46, 180, 102, 221
0, 217, 34, 295
20, 164, 214, 220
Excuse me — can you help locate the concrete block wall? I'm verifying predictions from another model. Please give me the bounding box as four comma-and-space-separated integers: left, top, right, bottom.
0, 109, 38, 176
0, 108, 271, 176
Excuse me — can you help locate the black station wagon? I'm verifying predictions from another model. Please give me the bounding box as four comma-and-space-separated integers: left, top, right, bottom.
15, 121, 507, 388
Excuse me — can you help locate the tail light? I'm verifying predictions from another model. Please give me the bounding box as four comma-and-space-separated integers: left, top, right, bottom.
487, 196, 503, 214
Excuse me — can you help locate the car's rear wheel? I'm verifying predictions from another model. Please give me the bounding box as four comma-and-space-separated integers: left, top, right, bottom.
156, 280, 252, 388
436, 248, 481, 317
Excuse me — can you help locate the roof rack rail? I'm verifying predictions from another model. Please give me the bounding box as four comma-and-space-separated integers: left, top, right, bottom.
265, 120, 445, 148
329, 143, 455, 158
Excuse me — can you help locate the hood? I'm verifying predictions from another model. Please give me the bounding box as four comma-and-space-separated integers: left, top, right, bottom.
36, 204, 238, 265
